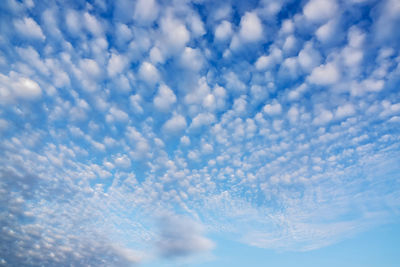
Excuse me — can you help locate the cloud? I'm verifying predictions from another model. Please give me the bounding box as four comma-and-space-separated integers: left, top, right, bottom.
303, 0, 338, 23
107, 53, 127, 77
157, 215, 214, 258
335, 104, 355, 119
163, 114, 187, 135
65, 9, 82, 36
2, 0, 400, 265
263, 101, 282, 116
0, 73, 42, 103
180, 47, 204, 72
308, 62, 340, 85
114, 154, 132, 169
134, 0, 159, 24
313, 109, 333, 125
153, 84, 177, 112
159, 14, 190, 56
14, 17, 45, 40
214, 20, 233, 41
138, 61, 159, 85
239, 12, 263, 42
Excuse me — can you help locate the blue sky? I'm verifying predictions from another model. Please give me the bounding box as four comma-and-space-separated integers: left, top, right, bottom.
0, 0, 400, 266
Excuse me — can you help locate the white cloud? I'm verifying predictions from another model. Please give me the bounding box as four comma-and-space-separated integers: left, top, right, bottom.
188, 14, 206, 37
65, 9, 81, 36
154, 84, 177, 112
149, 46, 165, 64
297, 42, 321, 72
0, 73, 42, 102
239, 12, 263, 42
308, 62, 340, 85
180, 135, 190, 146
255, 47, 282, 70
287, 106, 299, 124
107, 107, 129, 123
362, 79, 384, 92
130, 94, 144, 114
138, 62, 159, 85
163, 114, 187, 135
84, 12, 103, 36
303, 0, 338, 23
160, 15, 190, 55
190, 113, 216, 129
233, 96, 247, 115
224, 72, 246, 94
263, 101, 282, 116
79, 58, 102, 80
335, 104, 355, 119
313, 109, 333, 125
315, 20, 336, 43
214, 20, 233, 41
14, 17, 45, 40
115, 23, 133, 44
107, 53, 126, 77
114, 154, 131, 169
180, 47, 204, 72
134, 0, 159, 24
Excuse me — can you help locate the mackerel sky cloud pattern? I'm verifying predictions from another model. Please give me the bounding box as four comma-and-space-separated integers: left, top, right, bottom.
0, 0, 400, 266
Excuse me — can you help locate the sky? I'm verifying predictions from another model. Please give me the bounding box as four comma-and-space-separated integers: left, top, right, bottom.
0, 0, 400, 266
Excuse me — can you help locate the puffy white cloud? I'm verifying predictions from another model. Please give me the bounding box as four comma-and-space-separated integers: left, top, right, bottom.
79, 58, 102, 80
180, 135, 190, 146
163, 114, 187, 135
239, 12, 263, 42
138, 62, 159, 85
130, 94, 144, 114
224, 72, 246, 94
303, 0, 338, 23
65, 9, 81, 36
0, 73, 42, 102
190, 113, 216, 130
84, 12, 103, 36
287, 106, 299, 124
362, 79, 384, 92
180, 47, 204, 72
308, 62, 340, 85
335, 104, 355, 119
134, 0, 159, 24
159, 15, 190, 55
263, 101, 282, 116
297, 42, 321, 72
106, 107, 129, 123
154, 84, 177, 112
114, 154, 131, 169
315, 20, 337, 43
188, 14, 206, 37
15, 78, 41, 99
149, 46, 165, 64
115, 23, 133, 44
313, 109, 333, 125
107, 53, 126, 77
214, 20, 233, 41
14, 17, 45, 40
233, 96, 247, 115
255, 47, 282, 70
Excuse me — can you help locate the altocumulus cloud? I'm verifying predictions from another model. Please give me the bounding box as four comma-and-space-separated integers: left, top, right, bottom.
0, 0, 400, 266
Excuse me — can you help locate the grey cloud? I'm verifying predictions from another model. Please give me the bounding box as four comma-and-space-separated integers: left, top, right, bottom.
157, 215, 215, 258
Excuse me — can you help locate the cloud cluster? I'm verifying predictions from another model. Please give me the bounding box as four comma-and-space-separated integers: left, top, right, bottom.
0, 0, 400, 266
